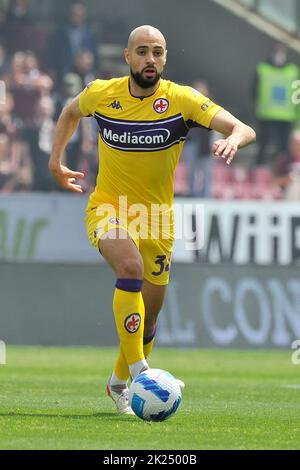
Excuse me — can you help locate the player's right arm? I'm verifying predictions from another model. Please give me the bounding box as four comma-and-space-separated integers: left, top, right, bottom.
49, 95, 85, 193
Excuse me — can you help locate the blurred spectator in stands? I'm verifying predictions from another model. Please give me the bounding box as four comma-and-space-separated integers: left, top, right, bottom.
8, 50, 25, 84
23, 95, 57, 191
0, 42, 9, 77
24, 51, 54, 97
6, 0, 35, 53
0, 91, 22, 139
54, 72, 84, 172
9, 50, 53, 125
55, 72, 82, 116
47, 2, 97, 82
253, 43, 299, 166
0, 132, 32, 192
73, 49, 96, 88
184, 80, 216, 197
273, 130, 300, 201
54, 72, 98, 189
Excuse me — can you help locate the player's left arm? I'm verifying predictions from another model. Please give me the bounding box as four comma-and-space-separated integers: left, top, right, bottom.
210, 109, 256, 165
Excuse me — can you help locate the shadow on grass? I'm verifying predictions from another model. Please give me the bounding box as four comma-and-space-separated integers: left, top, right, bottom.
0, 412, 137, 422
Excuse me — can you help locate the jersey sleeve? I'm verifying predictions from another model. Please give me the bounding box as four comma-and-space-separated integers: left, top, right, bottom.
178, 85, 223, 128
79, 79, 106, 117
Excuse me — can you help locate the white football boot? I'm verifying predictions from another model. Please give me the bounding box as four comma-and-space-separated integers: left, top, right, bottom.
106, 383, 135, 415
176, 379, 185, 392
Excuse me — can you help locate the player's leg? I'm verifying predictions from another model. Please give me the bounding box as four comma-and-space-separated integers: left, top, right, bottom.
139, 239, 184, 389
142, 277, 185, 392
139, 236, 173, 358
110, 279, 167, 363
86, 205, 146, 413
142, 279, 167, 358
99, 230, 149, 380
107, 279, 166, 388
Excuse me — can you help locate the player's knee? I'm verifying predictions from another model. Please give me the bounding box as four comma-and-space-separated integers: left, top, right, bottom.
117, 257, 144, 280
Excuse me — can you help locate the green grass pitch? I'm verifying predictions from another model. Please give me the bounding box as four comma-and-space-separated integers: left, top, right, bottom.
0, 347, 299, 450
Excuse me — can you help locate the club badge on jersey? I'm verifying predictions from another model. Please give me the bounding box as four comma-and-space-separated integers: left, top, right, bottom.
153, 98, 169, 114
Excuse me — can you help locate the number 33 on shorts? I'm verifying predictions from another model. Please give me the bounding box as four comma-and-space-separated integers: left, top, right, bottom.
152, 255, 171, 277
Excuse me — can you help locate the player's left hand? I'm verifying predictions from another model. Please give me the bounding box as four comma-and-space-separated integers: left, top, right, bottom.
212, 137, 240, 165
49, 164, 85, 193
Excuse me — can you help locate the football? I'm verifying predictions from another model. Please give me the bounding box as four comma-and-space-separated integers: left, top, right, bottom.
129, 369, 182, 421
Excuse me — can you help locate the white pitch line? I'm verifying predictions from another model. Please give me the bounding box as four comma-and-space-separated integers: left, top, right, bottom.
281, 384, 300, 390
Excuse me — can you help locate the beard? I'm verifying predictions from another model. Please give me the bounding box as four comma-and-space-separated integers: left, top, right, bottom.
130, 67, 161, 89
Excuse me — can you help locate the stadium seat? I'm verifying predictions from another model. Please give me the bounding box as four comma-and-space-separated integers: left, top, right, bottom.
211, 162, 235, 199
252, 166, 277, 199
253, 166, 273, 184
231, 165, 252, 199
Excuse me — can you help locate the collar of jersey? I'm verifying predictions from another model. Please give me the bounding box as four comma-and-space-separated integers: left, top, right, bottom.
126, 77, 162, 101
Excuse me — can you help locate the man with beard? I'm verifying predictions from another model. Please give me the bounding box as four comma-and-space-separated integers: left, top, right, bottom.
49, 25, 256, 415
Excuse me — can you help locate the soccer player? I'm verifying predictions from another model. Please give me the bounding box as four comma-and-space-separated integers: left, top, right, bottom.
49, 25, 256, 414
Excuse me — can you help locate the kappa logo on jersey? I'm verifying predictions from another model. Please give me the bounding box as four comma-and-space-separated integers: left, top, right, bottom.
108, 100, 123, 110
153, 98, 169, 114
125, 314, 141, 333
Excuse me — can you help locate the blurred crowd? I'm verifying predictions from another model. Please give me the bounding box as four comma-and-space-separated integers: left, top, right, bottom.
177, 43, 300, 201
0, 1, 300, 200
0, 0, 108, 193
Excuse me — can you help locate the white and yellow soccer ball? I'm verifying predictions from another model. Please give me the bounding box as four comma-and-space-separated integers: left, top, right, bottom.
129, 369, 182, 421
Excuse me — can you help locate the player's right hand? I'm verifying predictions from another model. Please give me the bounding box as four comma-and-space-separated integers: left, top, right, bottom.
49, 164, 85, 193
